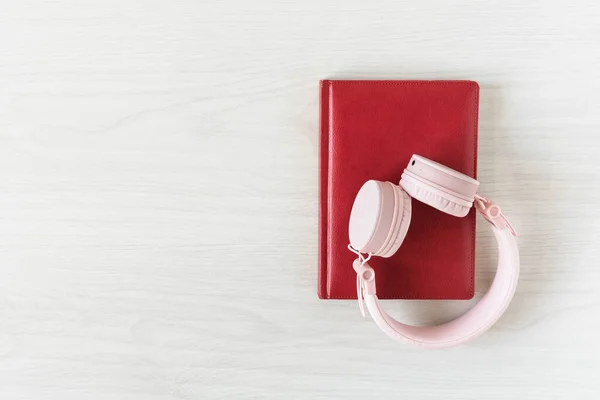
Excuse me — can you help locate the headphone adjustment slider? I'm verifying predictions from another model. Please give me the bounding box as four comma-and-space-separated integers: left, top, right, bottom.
474, 195, 517, 236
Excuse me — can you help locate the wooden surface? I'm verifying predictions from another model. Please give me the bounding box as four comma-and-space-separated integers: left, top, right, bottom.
1, 1, 599, 399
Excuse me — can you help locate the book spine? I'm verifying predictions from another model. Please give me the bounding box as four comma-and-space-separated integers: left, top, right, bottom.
318, 80, 331, 299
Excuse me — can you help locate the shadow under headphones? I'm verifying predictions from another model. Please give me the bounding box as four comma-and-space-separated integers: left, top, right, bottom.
348, 155, 519, 349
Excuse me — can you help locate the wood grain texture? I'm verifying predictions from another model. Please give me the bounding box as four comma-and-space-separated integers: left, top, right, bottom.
1, 1, 599, 398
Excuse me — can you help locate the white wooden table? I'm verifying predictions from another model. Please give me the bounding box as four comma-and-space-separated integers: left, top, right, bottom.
1, 1, 599, 399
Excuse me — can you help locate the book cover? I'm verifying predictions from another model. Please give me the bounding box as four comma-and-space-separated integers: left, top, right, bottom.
318, 80, 479, 299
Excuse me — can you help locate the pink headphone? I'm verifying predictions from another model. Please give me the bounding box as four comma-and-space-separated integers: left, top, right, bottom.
348, 155, 519, 348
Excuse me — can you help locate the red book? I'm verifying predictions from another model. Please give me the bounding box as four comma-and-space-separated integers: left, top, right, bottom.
319, 80, 479, 299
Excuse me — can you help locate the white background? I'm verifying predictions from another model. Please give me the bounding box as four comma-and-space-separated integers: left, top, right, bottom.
1, 1, 599, 399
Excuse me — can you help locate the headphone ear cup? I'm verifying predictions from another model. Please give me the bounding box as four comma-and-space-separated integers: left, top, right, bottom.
349, 181, 412, 257
400, 176, 471, 217
378, 185, 411, 258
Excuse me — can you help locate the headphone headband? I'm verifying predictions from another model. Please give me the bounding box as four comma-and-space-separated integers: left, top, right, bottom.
351, 198, 519, 348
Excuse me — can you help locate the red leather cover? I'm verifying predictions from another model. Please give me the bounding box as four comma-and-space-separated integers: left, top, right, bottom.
319, 80, 479, 300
